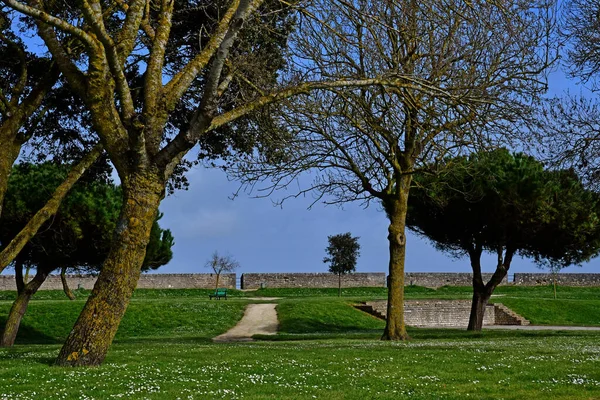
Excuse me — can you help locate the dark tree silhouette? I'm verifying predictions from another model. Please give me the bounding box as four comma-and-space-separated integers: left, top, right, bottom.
323, 233, 361, 297
407, 149, 600, 330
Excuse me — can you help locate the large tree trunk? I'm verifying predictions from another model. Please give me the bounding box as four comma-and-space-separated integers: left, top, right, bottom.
338, 273, 342, 297
55, 171, 164, 367
1, 268, 48, 347
0, 145, 103, 274
467, 245, 513, 331
467, 285, 491, 331
381, 178, 411, 341
61, 266, 76, 300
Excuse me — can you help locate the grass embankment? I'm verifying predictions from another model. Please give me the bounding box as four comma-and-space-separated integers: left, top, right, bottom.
0, 291, 599, 399
0, 295, 247, 344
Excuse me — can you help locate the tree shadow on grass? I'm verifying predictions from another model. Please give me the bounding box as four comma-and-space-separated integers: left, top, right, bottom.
0, 317, 61, 345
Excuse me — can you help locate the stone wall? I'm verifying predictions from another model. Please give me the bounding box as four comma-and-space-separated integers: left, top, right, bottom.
364, 300, 529, 327
0, 273, 236, 291
513, 273, 600, 287
404, 273, 508, 288
365, 300, 496, 328
240, 273, 386, 289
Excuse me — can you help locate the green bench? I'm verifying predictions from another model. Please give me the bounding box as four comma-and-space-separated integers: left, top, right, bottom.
209, 288, 228, 300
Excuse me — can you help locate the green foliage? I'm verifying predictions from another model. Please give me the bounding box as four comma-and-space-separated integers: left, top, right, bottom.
407, 149, 600, 268
323, 233, 361, 276
0, 162, 174, 275
143, 214, 175, 271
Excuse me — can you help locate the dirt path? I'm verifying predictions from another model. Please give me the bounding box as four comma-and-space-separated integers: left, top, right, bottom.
213, 303, 278, 342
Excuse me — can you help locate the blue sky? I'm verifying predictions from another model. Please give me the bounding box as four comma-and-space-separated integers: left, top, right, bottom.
156, 164, 600, 277
5, 8, 599, 278
154, 68, 600, 278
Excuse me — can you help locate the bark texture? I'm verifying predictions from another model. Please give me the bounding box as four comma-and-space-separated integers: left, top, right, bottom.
382, 180, 411, 341
1, 269, 48, 347
0, 145, 102, 273
55, 171, 164, 366
0, 126, 24, 219
61, 266, 76, 300
467, 246, 513, 331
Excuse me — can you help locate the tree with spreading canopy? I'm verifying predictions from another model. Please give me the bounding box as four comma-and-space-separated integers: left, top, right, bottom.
323, 232, 360, 297
232, 0, 557, 340
406, 149, 600, 330
0, 0, 417, 365
0, 162, 173, 347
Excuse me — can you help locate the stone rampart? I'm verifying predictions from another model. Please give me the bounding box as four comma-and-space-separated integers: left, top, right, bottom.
365, 300, 496, 327
404, 273, 508, 288
0, 273, 236, 291
513, 273, 600, 286
364, 300, 529, 327
240, 273, 386, 289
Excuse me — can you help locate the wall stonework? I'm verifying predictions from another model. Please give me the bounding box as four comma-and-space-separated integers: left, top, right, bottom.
1, 272, 598, 292
364, 300, 529, 327
0, 273, 236, 291
365, 300, 496, 327
241, 273, 386, 289
514, 273, 600, 287
404, 273, 508, 288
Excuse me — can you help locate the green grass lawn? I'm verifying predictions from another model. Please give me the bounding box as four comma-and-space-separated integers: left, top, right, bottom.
0, 286, 599, 399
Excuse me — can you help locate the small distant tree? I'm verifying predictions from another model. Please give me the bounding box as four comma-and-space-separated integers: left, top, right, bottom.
323, 233, 361, 297
205, 252, 239, 290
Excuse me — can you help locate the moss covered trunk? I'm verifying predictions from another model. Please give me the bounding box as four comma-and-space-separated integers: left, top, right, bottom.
0, 131, 22, 219
0, 269, 48, 347
55, 171, 164, 366
382, 178, 411, 341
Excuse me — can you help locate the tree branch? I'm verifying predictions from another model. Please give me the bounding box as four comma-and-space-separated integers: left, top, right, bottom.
162, 0, 242, 110
80, 0, 135, 122
143, 0, 174, 125
3, 0, 97, 49
114, 0, 146, 62
32, 16, 87, 97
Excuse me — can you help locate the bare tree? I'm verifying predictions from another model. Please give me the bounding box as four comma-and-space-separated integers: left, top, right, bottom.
1, 0, 415, 366
534, 0, 600, 187
205, 251, 239, 290
234, 0, 557, 340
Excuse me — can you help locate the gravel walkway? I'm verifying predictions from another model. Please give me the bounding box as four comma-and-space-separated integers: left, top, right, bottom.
213, 303, 278, 342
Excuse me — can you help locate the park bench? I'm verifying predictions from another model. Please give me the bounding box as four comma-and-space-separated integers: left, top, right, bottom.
209, 288, 228, 300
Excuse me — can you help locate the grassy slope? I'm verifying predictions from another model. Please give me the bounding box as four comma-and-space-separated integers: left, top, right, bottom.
0, 296, 247, 344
